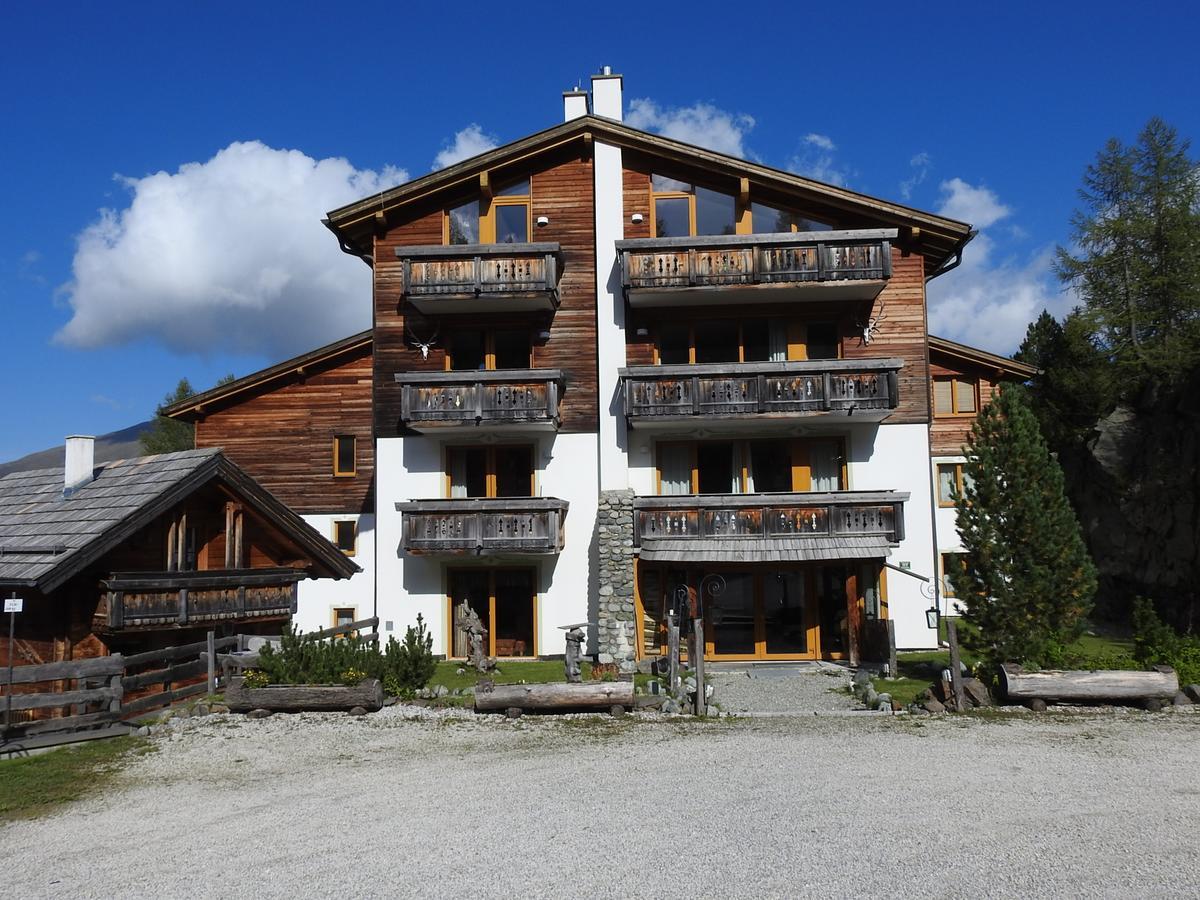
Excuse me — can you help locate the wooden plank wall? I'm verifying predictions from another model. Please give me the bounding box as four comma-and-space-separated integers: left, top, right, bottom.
928, 353, 998, 455
193, 345, 374, 514
373, 146, 598, 437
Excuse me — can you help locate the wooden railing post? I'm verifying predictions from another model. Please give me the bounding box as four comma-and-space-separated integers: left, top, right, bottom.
178, 588, 189, 625
206, 631, 216, 695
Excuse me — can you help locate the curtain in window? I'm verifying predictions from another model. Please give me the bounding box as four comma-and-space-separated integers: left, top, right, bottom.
768, 318, 788, 362
937, 466, 956, 504
659, 444, 692, 495
730, 442, 743, 493
810, 442, 840, 491
934, 379, 954, 415
449, 452, 468, 498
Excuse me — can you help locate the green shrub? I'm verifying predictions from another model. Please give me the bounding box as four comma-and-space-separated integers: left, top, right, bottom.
242, 669, 269, 689
254, 617, 437, 696
1133, 598, 1200, 685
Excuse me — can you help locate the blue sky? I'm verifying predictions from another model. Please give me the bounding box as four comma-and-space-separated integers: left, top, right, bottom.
2, 1, 1197, 461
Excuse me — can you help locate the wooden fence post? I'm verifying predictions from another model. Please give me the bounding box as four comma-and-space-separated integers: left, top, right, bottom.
886, 619, 898, 678
666, 612, 680, 702
206, 630, 216, 695
947, 619, 966, 711
109, 654, 124, 714
693, 617, 706, 717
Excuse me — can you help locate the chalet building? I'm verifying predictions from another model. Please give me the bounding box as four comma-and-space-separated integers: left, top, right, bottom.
0, 439, 358, 669
170, 70, 1034, 667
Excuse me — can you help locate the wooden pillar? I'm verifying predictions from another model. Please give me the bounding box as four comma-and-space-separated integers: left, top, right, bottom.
233, 510, 244, 569
845, 569, 860, 667
166, 520, 178, 571
224, 503, 235, 569
176, 512, 188, 571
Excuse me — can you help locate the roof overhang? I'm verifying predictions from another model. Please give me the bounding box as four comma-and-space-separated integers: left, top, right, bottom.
928, 335, 1040, 379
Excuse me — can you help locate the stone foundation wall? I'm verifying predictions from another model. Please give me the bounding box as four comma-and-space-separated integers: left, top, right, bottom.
596, 489, 636, 672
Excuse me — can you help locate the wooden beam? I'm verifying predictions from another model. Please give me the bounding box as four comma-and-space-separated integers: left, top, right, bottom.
224, 502, 235, 569
233, 510, 244, 569
479, 170, 492, 199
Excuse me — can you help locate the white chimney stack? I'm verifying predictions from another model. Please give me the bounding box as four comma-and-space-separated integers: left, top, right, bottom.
563, 88, 588, 121
590, 66, 623, 121
64, 435, 95, 497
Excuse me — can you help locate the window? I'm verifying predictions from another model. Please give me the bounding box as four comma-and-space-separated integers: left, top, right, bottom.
447, 445, 534, 498
656, 438, 844, 495
333, 435, 357, 477
449, 568, 535, 658
447, 330, 531, 371
749, 202, 832, 234
941, 553, 968, 599
933, 377, 979, 416
332, 606, 358, 639
443, 177, 531, 245
936, 463, 973, 506
653, 318, 797, 364
650, 175, 736, 237
333, 520, 357, 556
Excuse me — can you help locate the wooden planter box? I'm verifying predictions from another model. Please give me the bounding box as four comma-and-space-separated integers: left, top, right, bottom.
226, 677, 384, 713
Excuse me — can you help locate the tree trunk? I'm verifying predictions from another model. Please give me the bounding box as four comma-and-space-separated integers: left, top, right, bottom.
1001, 664, 1178, 703
226, 677, 384, 712
474, 681, 634, 713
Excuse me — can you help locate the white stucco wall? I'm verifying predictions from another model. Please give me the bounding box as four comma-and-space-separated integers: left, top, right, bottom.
295, 513, 375, 635
848, 422, 940, 650
373, 433, 598, 658
594, 136, 628, 492
932, 454, 967, 616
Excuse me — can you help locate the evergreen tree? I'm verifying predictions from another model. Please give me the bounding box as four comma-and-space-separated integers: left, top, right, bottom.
952, 385, 1097, 673
1055, 117, 1200, 386
140, 378, 196, 455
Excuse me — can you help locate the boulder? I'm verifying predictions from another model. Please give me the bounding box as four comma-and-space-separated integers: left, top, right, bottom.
852, 669, 872, 687
246, 708, 273, 719
922, 697, 946, 714
864, 686, 878, 708
210, 704, 230, 714
661, 699, 681, 714
962, 678, 993, 708
875, 700, 892, 713
348, 706, 368, 716
1173, 691, 1191, 707
1185, 684, 1200, 703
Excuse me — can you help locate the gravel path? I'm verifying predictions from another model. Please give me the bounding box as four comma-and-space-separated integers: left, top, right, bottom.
5, 707, 1200, 898
707, 662, 859, 714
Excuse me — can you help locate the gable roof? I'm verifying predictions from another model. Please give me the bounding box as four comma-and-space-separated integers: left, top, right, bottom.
163, 330, 371, 422
0, 448, 358, 592
928, 335, 1040, 379
324, 114, 973, 275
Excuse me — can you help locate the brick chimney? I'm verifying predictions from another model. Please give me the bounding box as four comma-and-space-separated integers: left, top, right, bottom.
63, 435, 95, 497
590, 65, 623, 121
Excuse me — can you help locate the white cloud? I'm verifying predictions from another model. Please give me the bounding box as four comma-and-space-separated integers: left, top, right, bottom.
927, 181, 1073, 352
787, 141, 852, 188
936, 177, 1010, 228
55, 141, 407, 357
899, 152, 931, 200
433, 124, 498, 170
803, 133, 836, 151
626, 98, 755, 158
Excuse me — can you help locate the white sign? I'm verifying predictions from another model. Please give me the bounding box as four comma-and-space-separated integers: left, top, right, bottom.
4, 597, 22, 614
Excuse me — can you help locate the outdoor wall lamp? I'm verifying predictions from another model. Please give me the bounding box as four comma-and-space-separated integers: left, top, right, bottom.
926, 606, 939, 629
635, 327, 649, 337
536, 215, 550, 227
631, 213, 644, 224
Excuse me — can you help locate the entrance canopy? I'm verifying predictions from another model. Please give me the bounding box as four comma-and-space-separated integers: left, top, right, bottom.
637, 534, 891, 563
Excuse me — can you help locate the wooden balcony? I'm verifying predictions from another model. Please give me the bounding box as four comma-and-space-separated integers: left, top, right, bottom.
620, 359, 901, 427
616, 229, 894, 307
394, 369, 564, 432
99, 568, 302, 630
633, 491, 907, 562
395, 242, 561, 314
397, 498, 569, 557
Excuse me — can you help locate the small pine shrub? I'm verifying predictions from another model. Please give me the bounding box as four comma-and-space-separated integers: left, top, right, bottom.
381, 615, 436, 697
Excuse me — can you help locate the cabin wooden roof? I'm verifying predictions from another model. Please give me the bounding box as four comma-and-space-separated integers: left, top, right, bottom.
323, 114, 974, 275
0, 448, 358, 591
928, 335, 1039, 379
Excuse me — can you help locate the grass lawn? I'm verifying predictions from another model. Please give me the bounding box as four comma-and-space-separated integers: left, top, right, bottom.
0, 736, 150, 823
427, 660, 653, 703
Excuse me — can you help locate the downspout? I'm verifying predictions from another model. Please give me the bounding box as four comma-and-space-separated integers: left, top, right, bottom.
323, 218, 375, 267
925, 229, 977, 283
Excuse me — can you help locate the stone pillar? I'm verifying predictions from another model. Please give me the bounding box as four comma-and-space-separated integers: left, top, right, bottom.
596, 489, 636, 673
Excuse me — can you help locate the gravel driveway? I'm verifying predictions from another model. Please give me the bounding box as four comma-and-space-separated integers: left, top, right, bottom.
5, 707, 1199, 899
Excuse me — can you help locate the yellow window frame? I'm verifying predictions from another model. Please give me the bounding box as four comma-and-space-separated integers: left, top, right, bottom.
332, 435, 357, 477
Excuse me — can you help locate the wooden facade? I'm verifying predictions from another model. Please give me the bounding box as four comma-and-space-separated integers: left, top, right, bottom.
928, 337, 1038, 455
373, 146, 599, 438
181, 335, 375, 515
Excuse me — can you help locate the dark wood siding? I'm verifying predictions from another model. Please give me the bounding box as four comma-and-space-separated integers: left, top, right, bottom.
374, 146, 598, 436
929, 352, 999, 455
194, 345, 374, 514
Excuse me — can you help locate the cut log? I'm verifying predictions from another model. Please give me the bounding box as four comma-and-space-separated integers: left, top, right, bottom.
1001, 665, 1178, 703
225, 677, 384, 712
474, 681, 635, 713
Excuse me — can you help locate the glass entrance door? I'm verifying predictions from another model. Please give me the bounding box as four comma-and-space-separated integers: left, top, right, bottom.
763, 572, 808, 655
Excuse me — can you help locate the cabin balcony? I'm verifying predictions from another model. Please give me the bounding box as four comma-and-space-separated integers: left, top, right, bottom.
98, 567, 302, 630
395, 242, 562, 314
394, 369, 564, 432
619, 359, 901, 429
616, 229, 894, 307
633, 491, 907, 563
397, 498, 569, 557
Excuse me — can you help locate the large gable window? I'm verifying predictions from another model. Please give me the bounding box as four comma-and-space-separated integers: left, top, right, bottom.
443, 177, 531, 245
650, 175, 736, 237
749, 202, 831, 235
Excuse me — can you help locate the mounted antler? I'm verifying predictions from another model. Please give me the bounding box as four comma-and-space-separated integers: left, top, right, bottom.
857, 301, 886, 345
407, 326, 440, 360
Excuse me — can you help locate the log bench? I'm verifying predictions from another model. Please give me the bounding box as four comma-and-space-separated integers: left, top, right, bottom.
1001, 664, 1178, 710
226, 677, 384, 713
474, 681, 634, 716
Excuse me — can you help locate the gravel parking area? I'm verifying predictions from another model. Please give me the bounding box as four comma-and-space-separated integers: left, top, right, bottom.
5, 706, 1199, 898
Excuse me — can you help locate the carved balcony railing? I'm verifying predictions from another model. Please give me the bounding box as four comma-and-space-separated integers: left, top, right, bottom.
395, 242, 562, 313
616, 229, 894, 306
620, 359, 901, 426
633, 492, 907, 558
395, 369, 564, 431
99, 568, 303, 630
397, 498, 569, 556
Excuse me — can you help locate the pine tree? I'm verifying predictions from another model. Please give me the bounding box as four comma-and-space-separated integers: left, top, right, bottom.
139, 378, 196, 455
953, 385, 1097, 673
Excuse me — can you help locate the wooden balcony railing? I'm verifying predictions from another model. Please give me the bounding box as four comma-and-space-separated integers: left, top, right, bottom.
394, 369, 564, 430
633, 492, 907, 547
395, 242, 561, 313
100, 568, 303, 629
620, 359, 901, 425
616, 229, 894, 306
397, 498, 569, 556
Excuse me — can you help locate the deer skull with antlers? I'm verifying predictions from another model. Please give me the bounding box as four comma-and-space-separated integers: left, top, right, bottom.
857, 302, 886, 345
408, 326, 440, 360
